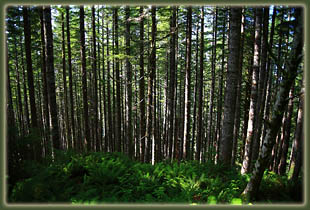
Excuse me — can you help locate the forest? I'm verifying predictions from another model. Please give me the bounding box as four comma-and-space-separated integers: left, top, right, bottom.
6, 5, 304, 204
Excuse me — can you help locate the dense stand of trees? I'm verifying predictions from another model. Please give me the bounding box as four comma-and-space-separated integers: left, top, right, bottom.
6, 5, 304, 202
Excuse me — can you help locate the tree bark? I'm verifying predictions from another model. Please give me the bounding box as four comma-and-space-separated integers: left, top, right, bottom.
219, 7, 242, 165
241, 9, 261, 174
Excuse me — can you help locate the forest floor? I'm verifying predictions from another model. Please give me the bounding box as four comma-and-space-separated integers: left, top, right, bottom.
8, 151, 302, 205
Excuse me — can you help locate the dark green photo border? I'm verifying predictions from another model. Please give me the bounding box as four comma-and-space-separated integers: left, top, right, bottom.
0, 0, 309, 209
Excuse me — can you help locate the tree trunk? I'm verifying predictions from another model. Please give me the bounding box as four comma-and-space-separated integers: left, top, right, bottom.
114, 8, 122, 152
183, 6, 192, 160
23, 6, 38, 128
91, 6, 99, 151
79, 6, 90, 151
215, 8, 227, 164
196, 6, 204, 162
251, 7, 266, 167
66, 6, 76, 150
242, 8, 303, 201
168, 6, 177, 160
232, 9, 245, 165
241, 9, 261, 174
125, 6, 133, 158
43, 6, 60, 151
219, 7, 242, 165
289, 88, 303, 183
278, 85, 295, 175
139, 6, 146, 162
61, 8, 71, 149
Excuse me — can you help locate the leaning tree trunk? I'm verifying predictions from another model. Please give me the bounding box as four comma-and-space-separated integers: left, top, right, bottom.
218, 7, 242, 165
242, 8, 303, 201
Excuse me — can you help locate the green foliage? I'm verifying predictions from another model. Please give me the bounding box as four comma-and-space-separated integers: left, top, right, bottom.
9, 152, 301, 204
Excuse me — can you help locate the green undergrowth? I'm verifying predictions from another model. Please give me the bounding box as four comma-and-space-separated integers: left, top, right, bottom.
8, 151, 302, 204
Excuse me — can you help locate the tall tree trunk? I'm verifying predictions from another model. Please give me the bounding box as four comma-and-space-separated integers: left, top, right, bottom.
183, 6, 192, 160
125, 6, 133, 158
215, 8, 227, 164
168, 6, 177, 160
92, 6, 99, 151
242, 8, 303, 201
39, 7, 50, 154
241, 9, 261, 174
232, 9, 245, 165
20, 38, 30, 134
79, 6, 90, 151
66, 6, 76, 150
196, 6, 204, 162
139, 6, 146, 162
208, 7, 217, 161
114, 8, 122, 152
151, 6, 157, 164
191, 21, 200, 161
61, 8, 71, 149
43, 6, 60, 151
23, 6, 38, 128
219, 7, 242, 165
251, 7, 267, 166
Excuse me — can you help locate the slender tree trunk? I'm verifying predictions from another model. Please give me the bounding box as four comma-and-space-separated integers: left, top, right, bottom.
114, 8, 122, 152
91, 6, 99, 151
23, 6, 38, 128
124, 6, 133, 158
241, 9, 261, 174
106, 17, 113, 152
289, 88, 303, 183
139, 7, 146, 162
191, 21, 199, 161
207, 7, 217, 161
183, 6, 192, 160
168, 6, 177, 160
79, 6, 90, 151
61, 8, 71, 149
20, 38, 30, 134
66, 6, 76, 150
278, 85, 295, 175
196, 6, 204, 162
242, 8, 303, 201
232, 9, 245, 165
219, 7, 242, 165
215, 8, 227, 164
43, 6, 60, 151
251, 7, 267, 166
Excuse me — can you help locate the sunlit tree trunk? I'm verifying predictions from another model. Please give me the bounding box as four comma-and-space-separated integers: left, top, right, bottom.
242, 8, 303, 201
